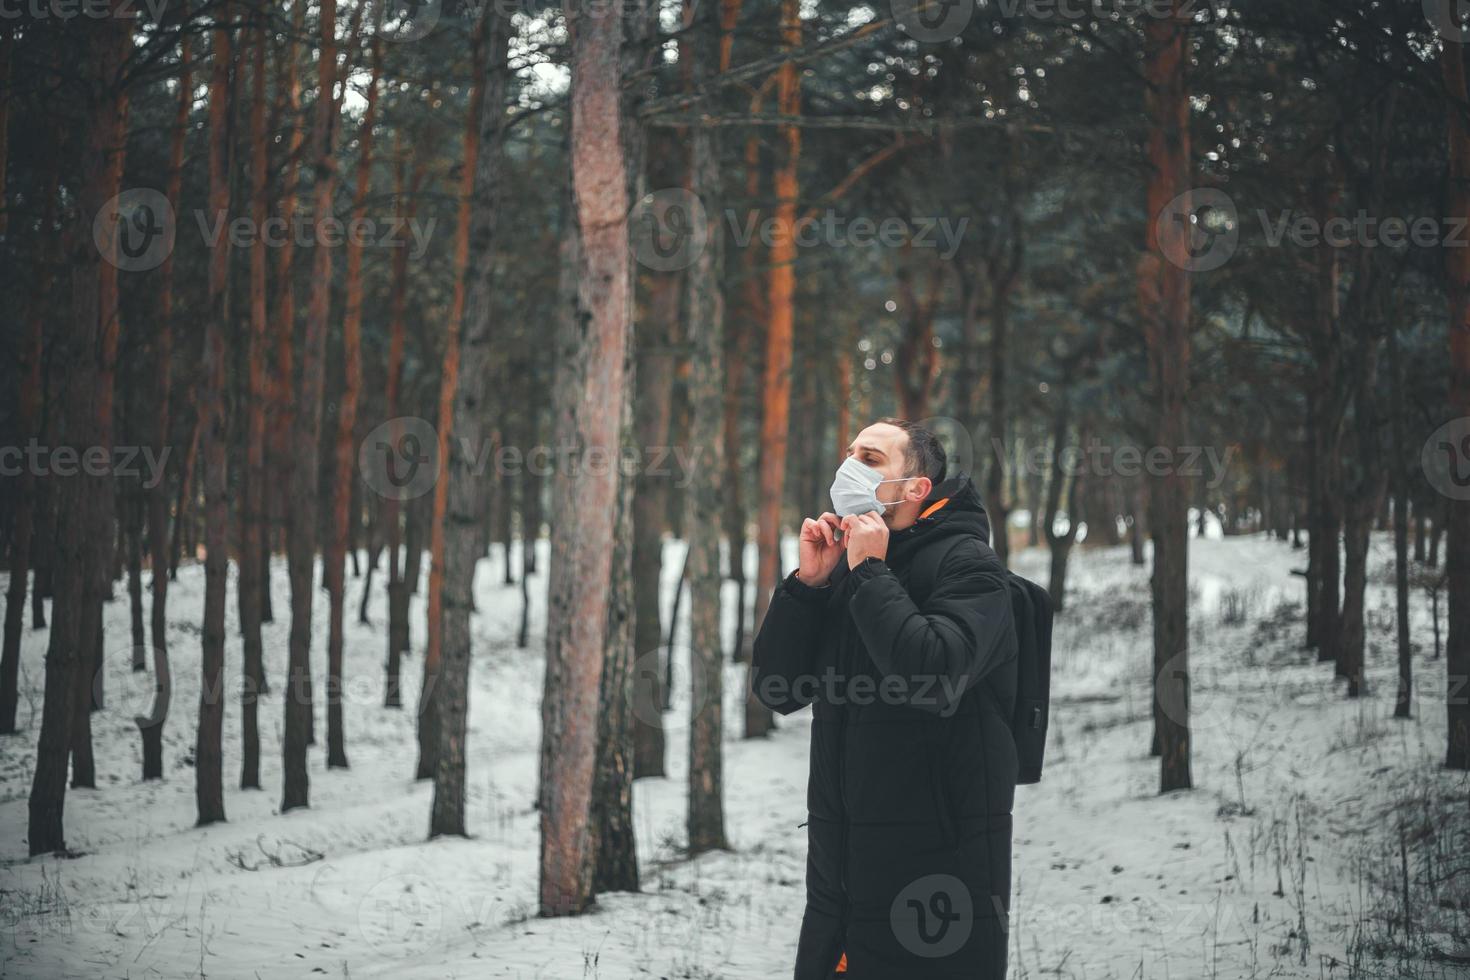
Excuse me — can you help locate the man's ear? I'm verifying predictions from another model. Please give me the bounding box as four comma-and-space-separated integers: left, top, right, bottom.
909, 476, 932, 502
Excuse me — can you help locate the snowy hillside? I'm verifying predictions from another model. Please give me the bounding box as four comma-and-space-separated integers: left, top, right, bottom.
1, 533, 1464, 979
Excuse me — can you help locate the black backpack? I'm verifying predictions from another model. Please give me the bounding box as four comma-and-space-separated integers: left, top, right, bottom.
1001, 573, 1053, 785
912, 535, 1054, 785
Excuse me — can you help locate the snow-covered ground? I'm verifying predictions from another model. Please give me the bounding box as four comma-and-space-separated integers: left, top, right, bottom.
1, 532, 1465, 979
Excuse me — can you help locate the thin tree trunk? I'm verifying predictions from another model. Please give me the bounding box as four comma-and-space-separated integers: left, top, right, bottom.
748, 0, 801, 741
430, 11, 509, 839
195, 4, 233, 827
419, 26, 488, 784
382, 152, 423, 707
1139, 0, 1192, 793
30, 4, 131, 853
283, 0, 339, 812
141, 10, 189, 778
1391, 334, 1412, 719
685, 23, 729, 851
324, 36, 382, 773
541, 0, 630, 913
631, 273, 677, 779
1439, 39, 1470, 770
1340, 344, 1384, 699
1, 115, 58, 735
1043, 408, 1081, 613
238, 13, 270, 792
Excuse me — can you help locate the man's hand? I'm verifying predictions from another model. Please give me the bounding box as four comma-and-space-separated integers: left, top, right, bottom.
797, 513, 844, 587
843, 512, 890, 569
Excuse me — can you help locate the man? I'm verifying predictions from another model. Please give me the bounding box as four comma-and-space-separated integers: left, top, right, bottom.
753, 418, 1018, 980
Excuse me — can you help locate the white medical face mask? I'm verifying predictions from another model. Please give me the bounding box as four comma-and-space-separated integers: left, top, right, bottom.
829, 456, 911, 517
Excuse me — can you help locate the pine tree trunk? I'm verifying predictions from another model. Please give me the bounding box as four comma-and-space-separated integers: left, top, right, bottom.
237, 19, 272, 790
430, 11, 508, 838
30, 4, 131, 853
382, 153, 422, 707
283, 0, 339, 812
631, 273, 677, 779
1390, 334, 1412, 719
419, 26, 488, 785
195, 5, 233, 827
1, 117, 57, 735
1043, 407, 1081, 614
140, 13, 189, 779
1139, 0, 1192, 793
590, 0, 657, 893
1439, 39, 1470, 770
1340, 344, 1384, 698
324, 37, 381, 773
748, 0, 802, 741
685, 38, 730, 852
987, 275, 1013, 567
266, 0, 305, 633
541, 0, 630, 913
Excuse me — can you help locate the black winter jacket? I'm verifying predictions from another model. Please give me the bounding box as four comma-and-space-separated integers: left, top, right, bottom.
753, 476, 1018, 980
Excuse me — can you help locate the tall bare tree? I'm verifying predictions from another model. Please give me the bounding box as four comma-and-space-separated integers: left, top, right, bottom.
431, 10, 510, 838
1138, 0, 1193, 793
325, 34, 383, 772
239, 6, 269, 792
283, 0, 340, 812
196, 1, 234, 827
747, 0, 802, 740
29, 1, 133, 854
1440, 37, 1470, 770
540, 0, 631, 914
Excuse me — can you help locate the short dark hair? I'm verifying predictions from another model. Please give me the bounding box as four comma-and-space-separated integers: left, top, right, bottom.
877, 417, 948, 483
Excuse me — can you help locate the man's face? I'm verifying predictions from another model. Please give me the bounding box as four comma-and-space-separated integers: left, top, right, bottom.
845, 422, 923, 526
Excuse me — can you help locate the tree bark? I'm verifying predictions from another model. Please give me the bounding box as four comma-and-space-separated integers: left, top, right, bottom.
685, 22, 730, 851
1390, 334, 1412, 719
324, 36, 382, 772
1, 116, 58, 735
541, 0, 630, 913
238, 13, 270, 792
631, 273, 678, 778
748, 0, 802, 740
418, 24, 489, 784
30, 3, 131, 853
1138, 0, 1192, 793
141, 11, 190, 779
195, 3, 234, 827
1043, 407, 1081, 613
283, 0, 339, 812
430, 11, 510, 838
1440, 39, 1470, 770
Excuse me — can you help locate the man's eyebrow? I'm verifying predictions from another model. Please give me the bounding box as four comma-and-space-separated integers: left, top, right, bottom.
852, 443, 886, 459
